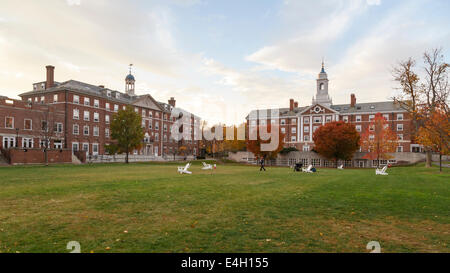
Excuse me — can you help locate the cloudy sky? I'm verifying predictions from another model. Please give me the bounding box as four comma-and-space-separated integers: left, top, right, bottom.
0, 0, 449, 124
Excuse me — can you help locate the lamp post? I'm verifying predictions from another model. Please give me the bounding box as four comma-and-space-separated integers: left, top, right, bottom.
15, 128, 19, 148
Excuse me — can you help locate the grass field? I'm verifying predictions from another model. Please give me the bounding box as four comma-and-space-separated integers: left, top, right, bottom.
0, 162, 448, 253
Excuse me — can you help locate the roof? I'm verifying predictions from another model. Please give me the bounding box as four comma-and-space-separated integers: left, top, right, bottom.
247, 101, 405, 119
331, 101, 404, 113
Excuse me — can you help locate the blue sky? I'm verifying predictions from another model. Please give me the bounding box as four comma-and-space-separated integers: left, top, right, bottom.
0, 0, 449, 124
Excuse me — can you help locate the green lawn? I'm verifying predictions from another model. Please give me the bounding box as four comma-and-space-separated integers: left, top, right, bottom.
0, 162, 448, 253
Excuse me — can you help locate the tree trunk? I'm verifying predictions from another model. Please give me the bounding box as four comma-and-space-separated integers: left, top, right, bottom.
126, 151, 129, 164
44, 148, 48, 167
425, 149, 432, 168
439, 153, 442, 173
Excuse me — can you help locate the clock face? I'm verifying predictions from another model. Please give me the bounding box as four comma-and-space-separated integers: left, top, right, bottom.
314, 106, 321, 113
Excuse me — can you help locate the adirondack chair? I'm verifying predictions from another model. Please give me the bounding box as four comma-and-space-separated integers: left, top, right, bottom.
375, 165, 388, 176
302, 165, 313, 173
202, 162, 213, 170
178, 163, 192, 174
338, 165, 344, 170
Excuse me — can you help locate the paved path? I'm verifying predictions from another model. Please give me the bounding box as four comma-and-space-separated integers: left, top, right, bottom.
433, 162, 450, 168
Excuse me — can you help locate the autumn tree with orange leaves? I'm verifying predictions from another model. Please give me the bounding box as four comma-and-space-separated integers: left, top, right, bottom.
313, 121, 360, 167
360, 113, 398, 167
417, 107, 450, 172
246, 124, 285, 160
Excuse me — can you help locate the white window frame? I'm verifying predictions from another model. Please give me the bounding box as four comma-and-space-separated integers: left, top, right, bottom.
5, 116, 14, 129
73, 95, 80, 104
24, 119, 32, 130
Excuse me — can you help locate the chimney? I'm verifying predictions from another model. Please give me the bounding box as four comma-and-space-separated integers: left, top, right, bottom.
289, 99, 294, 111
98, 85, 105, 89
46, 65, 55, 89
294, 101, 299, 108
351, 94, 356, 108
168, 97, 176, 107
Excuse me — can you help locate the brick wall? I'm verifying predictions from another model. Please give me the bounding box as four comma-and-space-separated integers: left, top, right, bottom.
6, 148, 72, 165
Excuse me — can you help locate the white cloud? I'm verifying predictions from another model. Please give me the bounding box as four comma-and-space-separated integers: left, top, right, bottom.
366, 0, 381, 6
66, 0, 81, 6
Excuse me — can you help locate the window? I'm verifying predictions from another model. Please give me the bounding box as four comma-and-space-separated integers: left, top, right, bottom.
281, 119, 286, 125
54, 123, 63, 133
73, 109, 79, 120
397, 124, 403, 131
383, 114, 389, 121
369, 115, 375, 121
356, 115, 362, 122
82, 143, 89, 152
164, 124, 167, 131
397, 146, 403, 152
250, 120, 257, 126
53, 94, 58, 102
325, 116, 332, 123
22, 138, 33, 148
142, 110, 146, 117
105, 128, 110, 138
291, 119, 297, 124
107, 91, 111, 97
94, 99, 99, 108
304, 126, 310, 133
149, 111, 153, 118
343, 116, 349, 123
94, 112, 99, 122
41, 120, 48, 132
83, 126, 89, 136
164, 134, 168, 142
135, 107, 138, 113
369, 134, 375, 140
24, 119, 32, 130
105, 103, 110, 110
314, 116, 322, 123
313, 126, 319, 133
93, 126, 99, 136
73, 124, 79, 135
84, 97, 90, 106
369, 125, 375, 131
304, 117, 310, 124
155, 133, 159, 141
281, 127, 286, 134
356, 125, 362, 132
304, 135, 310, 142
73, 95, 80, 104
72, 142, 79, 152
398, 134, 403, 140
291, 136, 296, 142
149, 122, 152, 130
41, 96, 45, 103
155, 122, 159, 130
3, 137, 15, 148
397, 113, 404, 121
54, 140, 62, 149
92, 143, 99, 155
114, 104, 119, 112
141, 120, 146, 128
291, 127, 296, 134
105, 115, 110, 124
5, 117, 14, 128
303, 145, 310, 152
84, 111, 90, 121
260, 120, 267, 125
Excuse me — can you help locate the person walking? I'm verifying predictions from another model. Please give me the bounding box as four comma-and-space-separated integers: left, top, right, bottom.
260, 155, 266, 172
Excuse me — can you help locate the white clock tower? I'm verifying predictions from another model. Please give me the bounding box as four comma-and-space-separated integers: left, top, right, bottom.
312, 61, 332, 107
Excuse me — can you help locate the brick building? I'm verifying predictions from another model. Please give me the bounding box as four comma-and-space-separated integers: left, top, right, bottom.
246, 63, 419, 167
0, 65, 200, 163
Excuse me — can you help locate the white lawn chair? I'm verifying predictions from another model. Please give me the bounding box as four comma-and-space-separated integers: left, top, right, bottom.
338, 165, 344, 170
202, 162, 213, 170
375, 165, 388, 176
302, 165, 313, 173
178, 163, 192, 174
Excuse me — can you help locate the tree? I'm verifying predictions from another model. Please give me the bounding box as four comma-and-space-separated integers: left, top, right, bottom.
393, 48, 449, 167
360, 113, 398, 167
312, 121, 360, 167
246, 124, 285, 159
110, 106, 145, 163
417, 107, 449, 173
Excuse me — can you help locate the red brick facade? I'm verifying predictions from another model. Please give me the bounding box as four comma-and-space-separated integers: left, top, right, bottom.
0, 65, 200, 164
